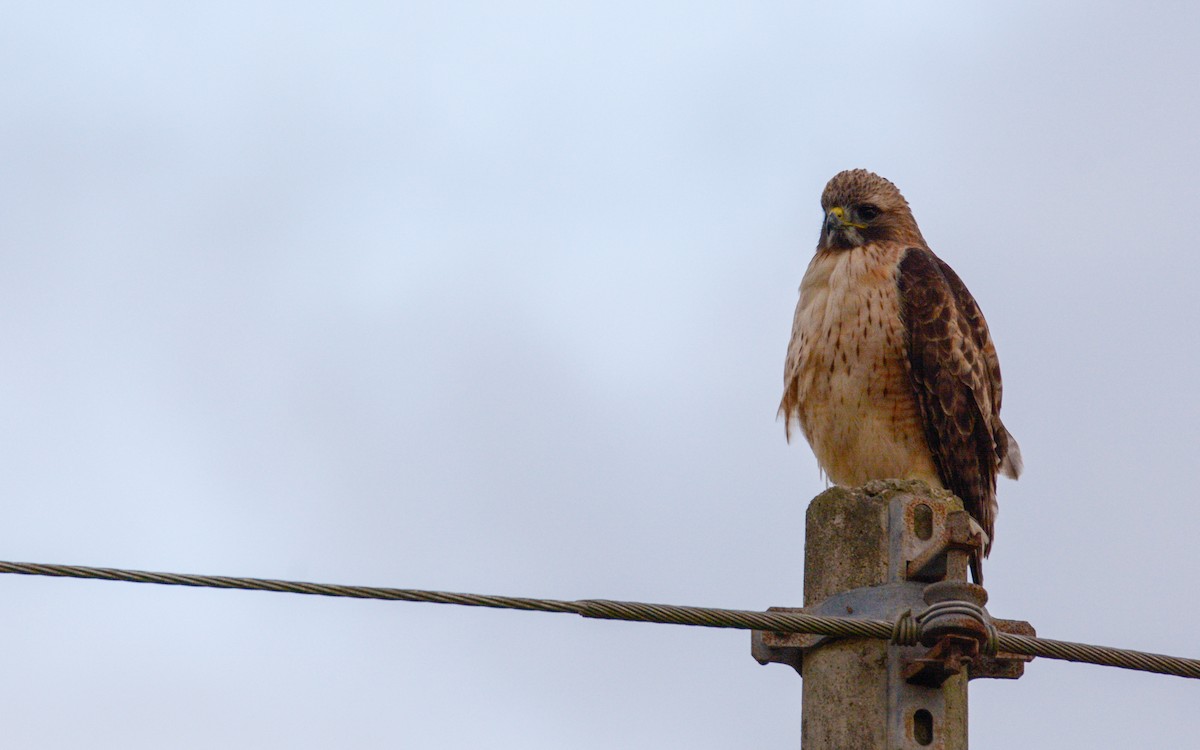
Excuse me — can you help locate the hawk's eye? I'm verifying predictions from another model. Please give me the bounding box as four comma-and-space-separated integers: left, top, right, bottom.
858, 204, 880, 221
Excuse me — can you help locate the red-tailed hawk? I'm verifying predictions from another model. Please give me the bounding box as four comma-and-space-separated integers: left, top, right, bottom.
780, 169, 1021, 556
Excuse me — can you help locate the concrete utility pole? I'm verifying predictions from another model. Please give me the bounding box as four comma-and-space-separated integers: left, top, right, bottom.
752, 480, 1033, 749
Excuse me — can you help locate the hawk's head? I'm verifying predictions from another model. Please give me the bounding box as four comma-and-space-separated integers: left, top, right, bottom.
818, 169, 925, 251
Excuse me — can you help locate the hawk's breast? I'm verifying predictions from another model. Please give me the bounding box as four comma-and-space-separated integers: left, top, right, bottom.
783, 243, 941, 487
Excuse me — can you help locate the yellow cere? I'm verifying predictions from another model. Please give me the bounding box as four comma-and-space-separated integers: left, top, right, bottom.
830, 205, 866, 230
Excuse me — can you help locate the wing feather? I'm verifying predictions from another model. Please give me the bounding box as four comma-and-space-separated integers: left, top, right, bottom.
897, 248, 1018, 553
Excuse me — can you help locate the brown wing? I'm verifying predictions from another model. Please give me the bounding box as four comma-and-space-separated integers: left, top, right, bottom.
897, 248, 1011, 553
937, 256, 1023, 482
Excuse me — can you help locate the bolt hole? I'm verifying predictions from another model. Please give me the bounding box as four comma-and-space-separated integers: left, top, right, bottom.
914, 708, 934, 746
913, 504, 933, 541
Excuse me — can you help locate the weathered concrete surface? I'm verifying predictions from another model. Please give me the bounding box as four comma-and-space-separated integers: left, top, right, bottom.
801, 480, 967, 750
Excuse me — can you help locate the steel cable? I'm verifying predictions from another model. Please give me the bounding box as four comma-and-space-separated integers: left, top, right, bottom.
0, 560, 1196, 680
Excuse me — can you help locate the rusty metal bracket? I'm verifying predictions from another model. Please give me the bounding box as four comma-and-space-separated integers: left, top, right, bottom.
755, 492, 1035, 679
969, 618, 1036, 680
894, 503, 986, 584
752, 585, 1035, 681
752, 581, 929, 675
903, 581, 991, 686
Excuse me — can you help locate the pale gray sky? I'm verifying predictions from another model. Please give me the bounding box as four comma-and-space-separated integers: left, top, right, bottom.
1, 2, 1198, 748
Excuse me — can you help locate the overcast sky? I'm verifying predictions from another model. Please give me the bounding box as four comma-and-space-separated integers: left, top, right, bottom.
2, 2, 1198, 748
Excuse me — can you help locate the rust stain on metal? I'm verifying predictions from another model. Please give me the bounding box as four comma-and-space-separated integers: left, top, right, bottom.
969, 619, 1037, 681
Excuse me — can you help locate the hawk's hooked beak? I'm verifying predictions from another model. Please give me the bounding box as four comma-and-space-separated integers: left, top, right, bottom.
822, 206, 866, 249
826, 206, 866, 231
824, 206, 846, 235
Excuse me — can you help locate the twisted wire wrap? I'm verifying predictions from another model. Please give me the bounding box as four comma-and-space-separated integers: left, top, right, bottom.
0, 560, 1197, 679
917, 600, 1000, 655
891, 609, 920, 646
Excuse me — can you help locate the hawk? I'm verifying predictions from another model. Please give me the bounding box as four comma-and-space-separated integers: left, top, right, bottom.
780, 169, 1021, 556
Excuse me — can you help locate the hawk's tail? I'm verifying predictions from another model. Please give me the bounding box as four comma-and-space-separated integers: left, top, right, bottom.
999, 427, 1022, 480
